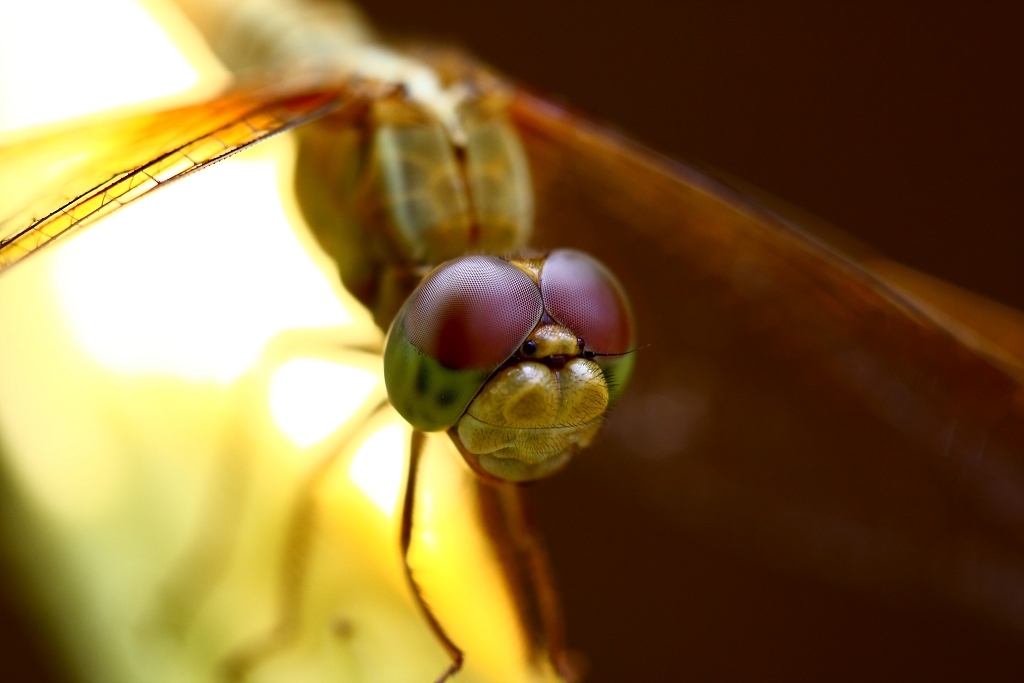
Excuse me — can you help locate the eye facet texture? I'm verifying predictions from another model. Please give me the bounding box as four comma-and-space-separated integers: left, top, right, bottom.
404, 255, 543, 370
540, 249, 635, 354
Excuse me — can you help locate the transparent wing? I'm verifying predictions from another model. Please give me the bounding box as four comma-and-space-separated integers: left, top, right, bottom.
0, 85, 348, 271
511, 91, 1024, 679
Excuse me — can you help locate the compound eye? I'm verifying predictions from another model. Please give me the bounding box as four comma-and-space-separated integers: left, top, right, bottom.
540, 249, 635, 355
404, 255, 543, 370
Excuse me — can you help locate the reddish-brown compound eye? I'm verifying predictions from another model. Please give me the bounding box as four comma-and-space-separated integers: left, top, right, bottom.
540, 249, 635, 354
404, 255, 544, 370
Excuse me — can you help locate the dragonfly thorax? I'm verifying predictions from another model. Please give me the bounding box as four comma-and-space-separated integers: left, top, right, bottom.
296, 86, 533, 329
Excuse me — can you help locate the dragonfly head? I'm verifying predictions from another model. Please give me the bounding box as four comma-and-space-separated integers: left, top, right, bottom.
384, 250, 635, 483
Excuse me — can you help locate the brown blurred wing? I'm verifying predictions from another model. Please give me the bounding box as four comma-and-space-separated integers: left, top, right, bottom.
0, 85, 349, 272
510, 91, 1024, 635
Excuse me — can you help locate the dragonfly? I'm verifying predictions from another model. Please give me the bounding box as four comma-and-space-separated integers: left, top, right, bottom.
2, 1, 1024, 682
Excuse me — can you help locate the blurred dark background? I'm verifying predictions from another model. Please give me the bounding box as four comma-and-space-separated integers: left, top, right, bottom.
354, 2, 1024, 681
362, 0, 1024, 312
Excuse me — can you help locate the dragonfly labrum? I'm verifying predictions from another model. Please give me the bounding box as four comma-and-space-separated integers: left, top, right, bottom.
3, 1, 1024, 682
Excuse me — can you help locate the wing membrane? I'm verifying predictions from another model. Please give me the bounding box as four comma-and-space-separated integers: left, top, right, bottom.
0, 85, 349, 271
510, 90, 1024, 660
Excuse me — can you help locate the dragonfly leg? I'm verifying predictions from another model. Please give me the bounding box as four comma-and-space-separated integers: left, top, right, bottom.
400, 431, 465, 682
476, 482, 583, 683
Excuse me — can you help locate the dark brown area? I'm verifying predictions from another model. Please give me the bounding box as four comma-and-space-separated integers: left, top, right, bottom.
354, 3, 1024, 681
0, 472, 65, 683
509, 93, 1024, 681
361, 0, 1024, 311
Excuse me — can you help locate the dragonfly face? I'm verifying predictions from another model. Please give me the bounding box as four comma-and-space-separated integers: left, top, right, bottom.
385, 249, 634, 482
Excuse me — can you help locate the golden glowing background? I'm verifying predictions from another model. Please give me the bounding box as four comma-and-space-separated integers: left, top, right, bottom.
0, 0, 559, 681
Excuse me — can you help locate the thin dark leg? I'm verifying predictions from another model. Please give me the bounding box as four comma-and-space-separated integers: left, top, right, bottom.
400, 431, 464, 683
476, 482, 580, 682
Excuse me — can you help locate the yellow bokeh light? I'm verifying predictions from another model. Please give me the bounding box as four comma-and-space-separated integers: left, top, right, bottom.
348, 421, 407, 517
0, 0, 566, 679
49, 144, 352, 385
268, 357, 378, 448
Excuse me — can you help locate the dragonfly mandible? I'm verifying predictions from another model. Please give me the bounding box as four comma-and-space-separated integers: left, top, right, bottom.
2, 1, 1024, 682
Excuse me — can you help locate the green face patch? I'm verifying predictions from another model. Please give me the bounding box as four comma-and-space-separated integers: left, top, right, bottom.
383, 311, 494, 432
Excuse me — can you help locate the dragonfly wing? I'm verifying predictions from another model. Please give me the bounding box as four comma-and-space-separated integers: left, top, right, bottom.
697, 164, 1024, 378
0, 84, 351, 272
510, 91, 1024, 676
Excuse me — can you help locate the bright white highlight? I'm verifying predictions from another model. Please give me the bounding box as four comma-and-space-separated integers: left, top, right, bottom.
0, 0, 202, 132
51, 153, 351, 385
269, 358, 378, 448
348, 423, 406, 517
